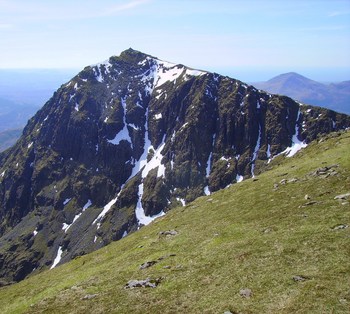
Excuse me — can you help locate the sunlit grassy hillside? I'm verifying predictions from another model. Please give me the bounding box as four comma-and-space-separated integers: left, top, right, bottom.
0, 130, 349, 314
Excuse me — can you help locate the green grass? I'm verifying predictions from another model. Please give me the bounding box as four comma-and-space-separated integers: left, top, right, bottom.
0, 131, 349, 314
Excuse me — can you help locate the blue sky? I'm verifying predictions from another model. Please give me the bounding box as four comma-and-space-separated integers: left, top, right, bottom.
0, 0, 349, 81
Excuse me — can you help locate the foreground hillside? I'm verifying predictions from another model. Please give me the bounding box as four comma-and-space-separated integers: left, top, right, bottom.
0, 130, 349, 313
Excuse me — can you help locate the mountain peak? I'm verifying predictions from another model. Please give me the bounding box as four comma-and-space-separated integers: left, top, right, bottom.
267, 72, 313, 84
87, 49, 206, 90
0, 50, 349, 284
119, 47, 152, 62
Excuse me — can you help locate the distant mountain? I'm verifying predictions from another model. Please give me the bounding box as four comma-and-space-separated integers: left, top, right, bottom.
0, 128, 22, 152
0, 69, 76, 107
253, 72, 350, 114
0, 97, 39, 133
0, 69, 75, 149
0, 49, 349, 285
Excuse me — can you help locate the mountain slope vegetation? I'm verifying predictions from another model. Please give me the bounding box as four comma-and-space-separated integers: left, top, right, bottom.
0, 130, 349, 314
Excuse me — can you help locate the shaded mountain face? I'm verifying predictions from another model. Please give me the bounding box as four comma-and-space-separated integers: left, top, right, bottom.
253, 72, 350, 114
0, 48, 349, 284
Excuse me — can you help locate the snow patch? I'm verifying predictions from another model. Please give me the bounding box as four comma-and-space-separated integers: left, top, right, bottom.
282, 109, 307, 157
155, 63, 184, 87
91, 61, 112, 83
83, 199, 92, 211
122, 230, 128, 238
154, 113, 162, 120
128, 123, 140, 130
176, 197, 186, 206
236, 174, 244, 183
142, 142, 166, 179
128, 106, 166, 226
267, 144, 272, 163
135, 183, 165, 226
185, 68, 206, 77
108, 96, 132, 147
63, 198, 71, 206
63, 199, 93, 233
62, 223, 70, 232
180, 122, 189, 130
129, 109, 166, 180
93, 193, 120, 228
140, 57, 206, 92
28, 142, 33, 149
205, 134, 216, 177
267, 144, 271, 158
50, 246, 63, 269
220, 156, 230, 162
204, 186, 211, 195
205, 153, 212, 178
251, 124, 261, 177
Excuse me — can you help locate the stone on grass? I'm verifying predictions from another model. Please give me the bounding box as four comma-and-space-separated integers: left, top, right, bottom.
332, 224, 349, 230
304, 201, 317, 206
239, 288, 252, 298
159, 230, 178, 238
293, 275, 309, 282
140, 260, 157, 269
334, 193, 350, 200
82, 294, 98, 300
279, 179, 287, 185
125, 277, 161, 289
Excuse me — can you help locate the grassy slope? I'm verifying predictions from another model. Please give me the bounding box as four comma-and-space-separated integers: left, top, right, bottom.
0, 131, 349, 314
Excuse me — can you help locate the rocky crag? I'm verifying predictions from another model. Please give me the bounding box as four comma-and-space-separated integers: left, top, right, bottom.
0, 48, 349, 284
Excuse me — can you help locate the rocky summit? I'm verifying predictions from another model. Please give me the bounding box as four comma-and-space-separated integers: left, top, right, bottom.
0, 48, 349, 284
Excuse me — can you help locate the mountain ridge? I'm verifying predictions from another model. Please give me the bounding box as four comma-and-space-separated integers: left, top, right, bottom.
253, 72, 350, 114
0, 48, 349, 284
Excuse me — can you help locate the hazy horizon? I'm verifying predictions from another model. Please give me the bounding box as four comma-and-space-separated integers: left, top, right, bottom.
0, 65, 348, 84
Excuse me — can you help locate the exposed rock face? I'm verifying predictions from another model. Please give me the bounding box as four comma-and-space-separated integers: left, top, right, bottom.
0, 48, 349, 284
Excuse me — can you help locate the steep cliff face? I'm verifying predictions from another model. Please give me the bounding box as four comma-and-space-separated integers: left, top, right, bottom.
0, 48, 349, 284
